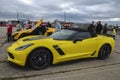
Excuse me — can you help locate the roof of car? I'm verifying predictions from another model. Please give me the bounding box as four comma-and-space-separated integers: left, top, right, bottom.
67, 28, 97, 37
67, 28, 89, 32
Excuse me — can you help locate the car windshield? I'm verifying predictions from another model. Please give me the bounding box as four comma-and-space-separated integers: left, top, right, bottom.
50, 30, 76, 40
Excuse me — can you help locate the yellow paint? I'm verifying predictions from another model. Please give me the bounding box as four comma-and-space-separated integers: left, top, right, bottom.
7, 35, 114, 66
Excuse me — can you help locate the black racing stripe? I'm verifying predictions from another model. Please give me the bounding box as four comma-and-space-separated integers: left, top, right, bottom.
53, 45, 65, 55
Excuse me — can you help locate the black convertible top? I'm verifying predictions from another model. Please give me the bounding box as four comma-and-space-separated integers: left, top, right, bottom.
67, 28, 97, 37
67, 28, 89, 32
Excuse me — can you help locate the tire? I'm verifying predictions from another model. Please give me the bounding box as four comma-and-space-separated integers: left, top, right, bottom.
98, 45, 111, 59
28, 48, 52, 70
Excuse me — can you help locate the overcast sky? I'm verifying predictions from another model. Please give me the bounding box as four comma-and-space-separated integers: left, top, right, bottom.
0, 0, 120, 24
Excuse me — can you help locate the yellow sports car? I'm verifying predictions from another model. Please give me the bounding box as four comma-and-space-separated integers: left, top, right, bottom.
7, 28, 115, 70
12, 19, 55, 41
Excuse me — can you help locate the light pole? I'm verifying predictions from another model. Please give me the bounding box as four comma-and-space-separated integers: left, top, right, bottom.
16, 10, 19, 20
64, 11, 66, 22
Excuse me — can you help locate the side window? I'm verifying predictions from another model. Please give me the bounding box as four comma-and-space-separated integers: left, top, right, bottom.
72, 32, 91, 40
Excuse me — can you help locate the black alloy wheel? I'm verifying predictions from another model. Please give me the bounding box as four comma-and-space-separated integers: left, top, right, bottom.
98, 45, 111, 59
28, 48, 52, 70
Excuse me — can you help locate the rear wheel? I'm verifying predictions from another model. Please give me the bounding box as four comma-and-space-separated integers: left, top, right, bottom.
98, 45, 111, 59
28, 48, 52, 70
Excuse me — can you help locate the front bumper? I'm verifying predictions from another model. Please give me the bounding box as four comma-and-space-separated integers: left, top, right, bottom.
7, 42, 33, 66
7, 48, 28, 66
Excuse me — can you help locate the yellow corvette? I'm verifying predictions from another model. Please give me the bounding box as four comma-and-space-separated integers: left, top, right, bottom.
7, 28, 115, 69
12, 19, 55, 41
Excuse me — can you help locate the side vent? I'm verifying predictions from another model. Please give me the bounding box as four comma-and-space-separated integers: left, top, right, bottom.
53, 45, 65, 55
91, 51, 96, 56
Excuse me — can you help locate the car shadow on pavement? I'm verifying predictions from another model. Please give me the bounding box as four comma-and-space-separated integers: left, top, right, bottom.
7, 61, 31, 71
51, 58, 98, 68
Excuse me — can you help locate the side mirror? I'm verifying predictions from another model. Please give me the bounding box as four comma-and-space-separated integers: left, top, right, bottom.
73, 38, 83, 43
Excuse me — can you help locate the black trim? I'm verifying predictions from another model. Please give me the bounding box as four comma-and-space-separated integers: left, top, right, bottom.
91, 51, 96, 56
53, 45, 65, 55
8, 52, 14, 59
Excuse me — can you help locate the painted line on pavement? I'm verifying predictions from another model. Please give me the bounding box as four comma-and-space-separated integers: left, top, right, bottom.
44, 66, 120, 80
1, 62, 120, 80
114, 51, 120, 54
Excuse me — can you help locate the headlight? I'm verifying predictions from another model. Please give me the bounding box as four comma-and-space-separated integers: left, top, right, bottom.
15, 43, 34, 50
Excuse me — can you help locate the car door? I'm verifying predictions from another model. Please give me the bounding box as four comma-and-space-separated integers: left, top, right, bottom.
65, 32, 98, 59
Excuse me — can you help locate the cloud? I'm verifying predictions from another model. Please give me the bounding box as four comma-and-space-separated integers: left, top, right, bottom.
17, 0, 34, 5
0, 0, 120, 24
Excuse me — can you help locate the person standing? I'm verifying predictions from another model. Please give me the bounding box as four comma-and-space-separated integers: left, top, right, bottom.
96, 21, 103, 34
25, 21, 32, 30
88, 21, 95, 33
16, 21, 22, 31
54, 19, 61, 32
47, 21, 52, 27
112, 26, 117, 39
7, 22, 13, 42
103, 23, 108, 35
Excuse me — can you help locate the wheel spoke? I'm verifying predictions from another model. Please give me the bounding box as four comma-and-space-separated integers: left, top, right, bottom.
32, 56, 39, 65
30, 50, 49, 68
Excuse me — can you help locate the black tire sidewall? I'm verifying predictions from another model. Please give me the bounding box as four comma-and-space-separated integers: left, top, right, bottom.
98, 45, 111, 60
28, 48, 52, 70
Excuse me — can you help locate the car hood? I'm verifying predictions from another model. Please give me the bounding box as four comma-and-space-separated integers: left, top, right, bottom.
8, 36, 54, 51
14, 35, 53, 46
22, 36, 49, 41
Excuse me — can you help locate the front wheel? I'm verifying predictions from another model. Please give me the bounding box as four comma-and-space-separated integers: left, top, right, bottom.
28, 48, 52, 70
98, 45, 111, 59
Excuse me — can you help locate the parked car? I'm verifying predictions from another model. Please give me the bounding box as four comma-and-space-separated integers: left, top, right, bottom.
7, 28, 115, 69
12, 19, 55, 41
